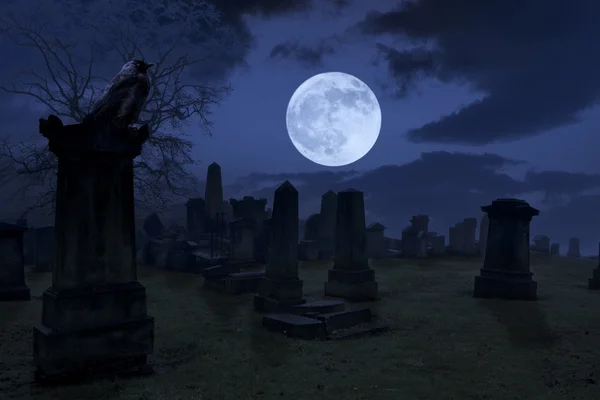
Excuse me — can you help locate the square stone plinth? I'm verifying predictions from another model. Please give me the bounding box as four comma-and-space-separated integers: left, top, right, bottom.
33, 282, 154, 383
0, 284, 31, 301
324, 268, 378, 301
473, 269, 537, 300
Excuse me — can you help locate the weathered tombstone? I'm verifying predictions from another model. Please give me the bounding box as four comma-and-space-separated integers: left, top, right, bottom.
365, 222, 386, 259
303, 213, 321, 241
298, 240, 319, 261
204, 162, 224, 221
473, 198, 539, 300
550, 243, 559, 255
430, 235, 445, 255
33, 226, 55, 272
324, 189, 378, 300
479, 214, 489, 258
143, 212, 164, 239
318, 190, 337, 260
567, 237, 580, 258
229, 217, 257, 262
532, 235, 550, 253
186, 198, 206, 241
254, 181, 305, 312
588, 242, 600, 290
0, 223, 30, 301
33, 115, 154, 382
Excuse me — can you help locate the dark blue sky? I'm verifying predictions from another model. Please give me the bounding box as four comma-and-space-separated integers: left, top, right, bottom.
2, 0, 600, 254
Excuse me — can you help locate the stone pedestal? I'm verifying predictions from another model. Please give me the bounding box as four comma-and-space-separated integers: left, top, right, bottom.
254, 181, 305, 312
0, 223, 30, 301
33, 115, 154, 383
473, 198, 539, 300
324, 189, 378, 301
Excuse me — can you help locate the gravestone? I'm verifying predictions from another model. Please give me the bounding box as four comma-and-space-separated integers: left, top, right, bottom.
550, 243, 559, 255
186, 198, 206, 241
229, 217, 257, 262
473, 198, 539, 300
366, 223, 386, 259
479, 214, 489, 258
588, 242, 600, 290
204, 162, 224, 221
448, 226, 458, 250
33, 115, 154, 382
0, 222, 30, 301
532, 235, 550, 253
303, 213, 321, 241
33, 226, 55, 272
318, 190, 337, 260
567, 237, 580, 258
324, 189, 378, 300
254, 181, 305, 312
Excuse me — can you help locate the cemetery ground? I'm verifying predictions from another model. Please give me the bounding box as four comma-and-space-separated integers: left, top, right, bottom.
1, 255, 599, 400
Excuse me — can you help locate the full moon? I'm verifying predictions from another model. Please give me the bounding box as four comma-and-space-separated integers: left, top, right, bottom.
285, 72, 382, 167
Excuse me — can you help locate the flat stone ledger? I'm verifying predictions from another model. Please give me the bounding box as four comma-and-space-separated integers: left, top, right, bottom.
34, 116, 154, 383
473, 198, 539, 300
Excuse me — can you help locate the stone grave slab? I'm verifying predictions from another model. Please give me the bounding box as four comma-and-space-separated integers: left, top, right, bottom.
290, 299, 345, 315
202, 264, 241, 279
262, 313, 326, 339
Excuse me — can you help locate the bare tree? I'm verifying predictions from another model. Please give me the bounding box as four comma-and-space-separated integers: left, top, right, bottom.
0, 0, 235, 217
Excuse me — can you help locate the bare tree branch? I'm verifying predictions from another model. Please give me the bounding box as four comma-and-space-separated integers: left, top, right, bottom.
0, 0, 233, 217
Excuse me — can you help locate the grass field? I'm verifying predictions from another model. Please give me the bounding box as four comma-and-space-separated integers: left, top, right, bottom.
1, 254, 599, 400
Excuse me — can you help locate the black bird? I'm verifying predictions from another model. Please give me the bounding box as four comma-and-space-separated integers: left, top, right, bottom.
85, 59, 153, 127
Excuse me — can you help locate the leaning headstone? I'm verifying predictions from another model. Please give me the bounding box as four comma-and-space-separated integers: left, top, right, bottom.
33, 115, 154, 382
0, 222, 30, 301
588, 242, 600, 290
254, 181, 305, 312
324, 189, 378, 300
550, 243, 559, 255
143, 212, 164, 239
567, 237, 580, 258
473, 198, 539, 300
33, 226, 54, 272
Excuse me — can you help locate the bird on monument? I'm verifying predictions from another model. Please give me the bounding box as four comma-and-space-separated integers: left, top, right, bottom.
85, 59, 154, 127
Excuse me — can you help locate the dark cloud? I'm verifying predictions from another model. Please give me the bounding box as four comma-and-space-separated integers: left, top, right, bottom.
355, 0, 600, 145
269, 39, 337, 68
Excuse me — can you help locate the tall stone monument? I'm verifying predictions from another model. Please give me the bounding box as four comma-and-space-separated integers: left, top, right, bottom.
254, 181, 305, 312
34, 115, 154, 382
0, 222, 30, 301
318, 190, 337, 260
204, 162, 224, 221
473, 198, 539, 300
324, 189, 378, 300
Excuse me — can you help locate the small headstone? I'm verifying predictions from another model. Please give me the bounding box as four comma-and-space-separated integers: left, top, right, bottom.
532, 235, 551, 253
324, 189, 378, 300
550, 243, 559, 255
473, 198, 539, 300
567, 237, 580, 258
143, 212, 164, 239
365, 222, 386, 259
254, 181, 306, 312
0, 222, 30, 301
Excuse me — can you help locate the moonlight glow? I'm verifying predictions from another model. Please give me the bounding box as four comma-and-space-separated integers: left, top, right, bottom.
285, 72, 382, 167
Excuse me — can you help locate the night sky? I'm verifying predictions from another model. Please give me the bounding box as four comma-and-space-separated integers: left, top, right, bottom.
1, 0, 600, 253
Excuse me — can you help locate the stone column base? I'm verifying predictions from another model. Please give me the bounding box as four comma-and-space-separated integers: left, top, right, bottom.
0, 284, 30, 301
253, 277, 305, 312
33, 282, 154, 383
324, 268, 378, 301
473, 268, 537, 300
